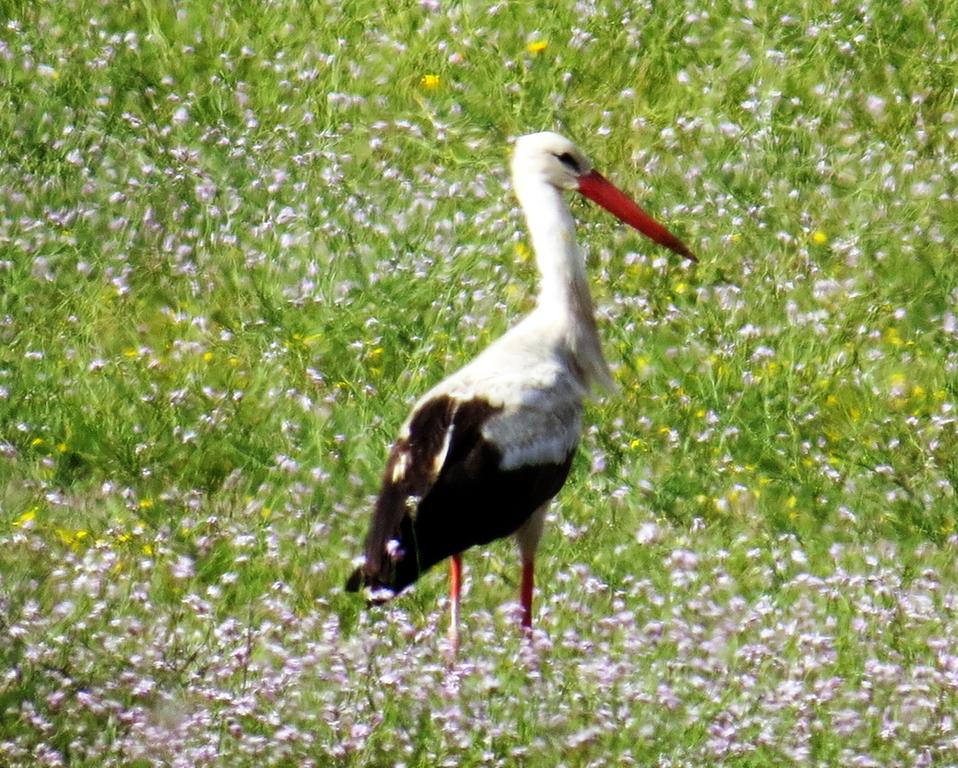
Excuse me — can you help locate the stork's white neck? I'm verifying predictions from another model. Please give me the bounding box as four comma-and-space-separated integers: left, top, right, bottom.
521, 184, 583, 310
515, 178, 614, 391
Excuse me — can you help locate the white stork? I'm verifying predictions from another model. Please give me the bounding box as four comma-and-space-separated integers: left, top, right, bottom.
346, 132, 695, 650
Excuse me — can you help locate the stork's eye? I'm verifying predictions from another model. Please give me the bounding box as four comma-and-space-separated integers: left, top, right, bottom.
555, 152, 581, 173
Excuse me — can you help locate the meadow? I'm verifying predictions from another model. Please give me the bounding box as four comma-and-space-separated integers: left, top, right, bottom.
1, 0, 957, 765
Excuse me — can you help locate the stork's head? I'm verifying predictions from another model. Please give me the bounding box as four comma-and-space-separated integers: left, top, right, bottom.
510, 131, 696, 262
511, 131, 593, 192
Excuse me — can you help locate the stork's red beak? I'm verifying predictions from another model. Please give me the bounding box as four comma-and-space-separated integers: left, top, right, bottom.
577, 170, 696, 262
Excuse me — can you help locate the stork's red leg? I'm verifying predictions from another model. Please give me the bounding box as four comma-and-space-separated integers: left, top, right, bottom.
448, 553, 462, 654
520, 558, 534, 633
516, 505, 546, 636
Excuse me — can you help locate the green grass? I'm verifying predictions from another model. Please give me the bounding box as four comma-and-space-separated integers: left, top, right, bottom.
1, 0, 958, 765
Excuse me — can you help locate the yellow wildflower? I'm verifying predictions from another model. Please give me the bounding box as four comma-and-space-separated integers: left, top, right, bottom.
527, 40, 548, 55
884, 327, 903, 347
889, 372, 907, 390
420, 74, 440, 89
57, 529, 88, 548
812, 230, 828, 245
13, 508, 37, 527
